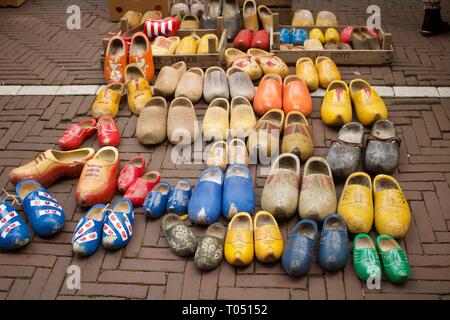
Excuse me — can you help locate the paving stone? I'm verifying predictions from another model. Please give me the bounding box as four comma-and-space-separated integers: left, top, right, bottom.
394, 86, 440, 97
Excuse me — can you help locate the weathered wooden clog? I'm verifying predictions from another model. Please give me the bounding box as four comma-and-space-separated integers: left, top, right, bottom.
175, 67, 204, 103
194, 223, 226, 270
203, 67, 230, 103
136, 96, 168, 145
281, 111, 313, 161
318, 214, 349, 271
243, 0, 258, 31
167, 97, 199, 145
154, 61, 187, 97
225, 48, 262, 81
229, 96, 257, 138
226, 67, 255, 102
162, 213, 198, 256
315, 11, 338, 26
203, 98, 230, 141
291, 9, 314, 27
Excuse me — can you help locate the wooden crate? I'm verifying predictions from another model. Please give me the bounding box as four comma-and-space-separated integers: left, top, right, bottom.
270, 13, 394, 66
0, 0, 26, 7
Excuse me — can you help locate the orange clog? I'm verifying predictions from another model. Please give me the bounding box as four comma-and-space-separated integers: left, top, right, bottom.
253, 73, 282, 116
129, 32, 155, 82
282, 75, 312, 116
104, 35, 128, 83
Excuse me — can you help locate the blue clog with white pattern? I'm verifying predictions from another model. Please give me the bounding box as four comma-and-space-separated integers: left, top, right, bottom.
102, 198, 134, 250
0, 199, 31, 251
72, 204, 106, 256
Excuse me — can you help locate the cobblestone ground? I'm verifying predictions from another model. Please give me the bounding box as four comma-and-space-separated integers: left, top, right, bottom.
0, 0, 449, 300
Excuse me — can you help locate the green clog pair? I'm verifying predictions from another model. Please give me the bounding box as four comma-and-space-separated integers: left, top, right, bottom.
353, 234, 410, 284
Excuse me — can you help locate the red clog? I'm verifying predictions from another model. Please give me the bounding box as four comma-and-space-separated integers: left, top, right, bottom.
104, 35, 128, 84
283, 75, 313, 116
251, 30, 270, 51
124, 171, 161, 207
253, 74, 283, 116
98, 116, 120, 147
117, 156, 146, 193
233, 29, 253, 51
340, 26, 353, 44
58, 119, 97, 150
129, 32, 155, 82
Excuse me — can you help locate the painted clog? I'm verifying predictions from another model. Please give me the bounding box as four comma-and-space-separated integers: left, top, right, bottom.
188, 167, 224, 225
58, 118, 96, 151
124, 171, 161, 207
229, 138, 249, 165
97, 115, 120, 147
102, 198, 134, 250
197, 33, 219, 54
125, 64, 153, 115
16, 180, 65, 238
76, 147, 120, 207
291, 9, 314, 27
373, 175, 410, 238
72, 204, 106, 256
194, 223, 226, 270
136, 96, 168, 145
104, 35, 128, 83
227, 67, 255, 102
222, 164, 254, 220
280, 28, 292, 44
229, 96, 257, 138
117, 156, 146, 193
254, 211, 283, 263
162, 213, 198, 256
257, 5, 273, 31
321, 80, 352, 126
167, 180, 192, 216
316, 11, 338, 26
338, 172, 374, 234
326, 122, 364, 179
341, 26, 353, 44
349, 79, 388, 126
129, 32, 155, 81
315, 56, 341, 89
91, 83, 124, 119
248, 48, 289, 78
175, 34, 199, 54
0, 199, 31, 251
203, 98, 230, 141
309, 28, 325, 44
291, 29, 308, 46
296, 57, 319, 91
261, 153, 300, 220
224, 212, 254, 266
243, 0, 258, 31
167, 97, 199, 145
253, 73, 283, 116
364, 119, 400, 174
225, 48, 262, 81
282, 219, 318, 276
251, 30, 270, 51
318, 214, 349, 271
206, 140, 228, 170
9, 148, 95, 188
203, 67, 230, 103
281, 111, 313, 161
154, 61, 187, 97
233, 29, 253, 52
298, 157, 337, 221
376, 234, 410, 283
151, 36, 180, 55
283, 75, 312, 116
353, 234, 382, 282
175, 67, 204, 103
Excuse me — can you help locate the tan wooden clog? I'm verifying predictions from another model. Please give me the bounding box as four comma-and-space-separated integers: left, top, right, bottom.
281, 111, 313, 161
229, 96, 257, 138
136, 96, 168, 145
229, 138, 249, 165
153, 61, 187, 97
206, 140, 228, 170
226, 67, 255, 101
151, 36, 180, 55
203, 67, 229, 103
167, 97, 199, 145
175, 67, 204, 103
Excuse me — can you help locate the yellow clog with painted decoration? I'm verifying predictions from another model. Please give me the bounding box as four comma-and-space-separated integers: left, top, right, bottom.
321, 80, 352, 126
92, 83, 124, 119
254, 211, 284, 263
224, 212, 254, 266
151, 36, 180, 55
349, 79, 388, 126
125, 64, 152, 115
248, 48, 289, 78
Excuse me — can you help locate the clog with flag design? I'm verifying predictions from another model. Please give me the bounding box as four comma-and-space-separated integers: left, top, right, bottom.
72, 204, 106, 256
0, 199, 31, 251
102, 198, 134, 250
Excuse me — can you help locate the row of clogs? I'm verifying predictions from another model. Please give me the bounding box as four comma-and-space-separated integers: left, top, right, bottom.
152, 33, 218, 55
291, 9, 338, 27
295, 56, 341, 91
280, 27, 341, 46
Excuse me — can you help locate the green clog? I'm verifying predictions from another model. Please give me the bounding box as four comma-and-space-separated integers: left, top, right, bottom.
194, 223, 226, 271
376, 234, 410, 283
353, 234, 382, 282
162, 213, 198, 257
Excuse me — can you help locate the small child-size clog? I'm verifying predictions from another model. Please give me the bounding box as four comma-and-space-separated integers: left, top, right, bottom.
206, 141, 228, 171
376, 234, 410, 283
117, 156, 146, 193
97, 115, 120, 147
143, 182, 171, 219
72, 204, 106, 256
291, 29, 308, 46
104, 35, 128, 83
124, 171, 161, 207
194, 223, 226, 271
58, 118, 97, 151
224, 212, 254, 266
102, 198, 134, 250
234, 29, 254, 51
0, 199, 31, 251
188, 167, 224, 225
282, 219, 318, 277
166, 180, 192, 216
318, 214, 349, 271
222, 164, 255, 220
254, 211, 283, 263
353, 234, 382, 282
280, 28, 292, 44
16, 180, 65, 238
349, 79, 388, 126
162, 213, 198, 257
281, 111, 313, 161
321, 80, 352, 126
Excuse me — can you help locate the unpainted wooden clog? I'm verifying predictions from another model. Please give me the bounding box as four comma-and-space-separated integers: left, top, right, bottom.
203, 98, 230, 141
315, 11, 338, 27
175, 67, 204, 103
136, 96, 168, 145
180, 14, 201, 29
227, 67, 255, 102
229, 96, 257, 138
291, 9, 314, 27
121, 11, 142, 29
203, 66, 230, 103
154, 61, 187, 97
167, 97, 199, 145
243, 0, 258, 31
228, 138, 249, 165
206, 140, 228, 170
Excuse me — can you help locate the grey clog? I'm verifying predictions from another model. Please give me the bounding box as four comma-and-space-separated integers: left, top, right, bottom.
194, 223, 226, 270
223, 0, 242, 40
162, 213, 198, 257
203, 66, 229, 103
227, 67, 255, 101
201, 0, 222, 29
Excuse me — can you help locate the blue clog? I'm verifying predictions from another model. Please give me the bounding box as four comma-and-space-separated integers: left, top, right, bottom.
282, 219, 318, 277
222, 164, 254, 220
318, 214, 349, 271
167, 180, 192, 216
143, 182, 171, 218
72, 204, 106, 256
0, 199, 31, 251
280, 28, 292, 44
102, 198, 134, 250
188, 167, 224, 225
16, 179, 65, 238
291, 29, 308, 46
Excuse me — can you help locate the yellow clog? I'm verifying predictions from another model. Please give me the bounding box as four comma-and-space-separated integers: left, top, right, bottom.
309, 28, 325, 44
349, 79, 388, 126
202, 98, 230, 141
151, 36, 180, 55
254, 211, 284, 263
197, 34, 218, 54
325, 28, 340, 43
91, 83, 124, 119
248, 48, 289, 78
175, 34, 199, 55
296, 57, 319, 91
315, 56, 341, 88
125, 64, 153, 115
225, 48, 262, 81
321, 80, 352, 126
315, 11, 338, 27
281, 111, 313, 161
224, 212, 254, 266
373, 175, 411, 238
338, 172, 374, 234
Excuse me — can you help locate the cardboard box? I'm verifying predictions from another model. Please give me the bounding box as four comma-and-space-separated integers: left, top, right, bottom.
0, 0, 26, 7
108, 0, 172, 21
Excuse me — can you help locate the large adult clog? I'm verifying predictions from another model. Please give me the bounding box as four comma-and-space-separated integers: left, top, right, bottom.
224, 212, 254, 266
318, 214, 349, 271
282, 219, 318, 277
124, 171, 161, 207
261, 153, 300, 220
206, 140, 228, 170
9, 148, 95, 188
349, 79, 388, 126
104, 35, 128, 83
154, 61, 187, 97
321, 80, 352, 126
97, 115, 120, 147
143, 182, 170, 219
167, 180, 192, 216
253, 73, 283, 116
326, 122, 364, 179
125, 64, 153, 115
175, 68, 204, 103
76, 147, 120, 207
229, 96, 257, 138
203, 98, 230, 141
248, 49, 289, 78
222, 164, 254, 220
373, 175, 410, 238
229, 138, 249, 165
243, 0, 258, 31
254, 211, 283, 263
291, 9, 314, 27
257, 5, 273, 32
194, 223, 226, 270
353, 234, 382, 282
315, 56, 341, 89
251, 30, 269, 51
136, 96, 168, 145
283, 75, 312, 116
102, 198, 134, 250
129, 32, 155, 81
188, 167, 224, 225
376, 234, 410, 283
338, 172, 374, 234
225, 48, 262, 81
91, 83, 124, 119
296, 57, 319, 91
162, 213, 198, 256
233, 29, 253, 52
298, 157, 337, 221
167, 97, 199, 145
72, 204, 106, 256
315, 11, 338, 26
58, 119, 97, 151
364, 119, 400, 174
227, 67, 255, 102
203, 67, 230, 103
117, 156, 146, 193
16, 180, 65, 238
0, 199, 31, 251
281, 111, 313, 161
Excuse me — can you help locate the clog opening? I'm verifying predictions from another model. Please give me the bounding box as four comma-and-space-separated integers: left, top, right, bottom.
130, 34, 148, 55
175, 180, 191, 191
378, 237, 400, 252
147, 97, 166, 109
125, 65, 144, 81
162, 214, 182, 230
230, 138, 246, 149
243, 0, 256, 14
128, 157, 144, 167
17, 181, 42, 198
324, 216, 346, 230
286, 112, 308, 126
258, 5, 272, 18
172, 61, 186, 70
338, 122, 364, 144
79, 119, 96, 128
227, 165, 249, 179
231, 96, 251, 108
263, 74, 282, 83
284, 75, 303, 86
375, 177, 399, 192
350, 80, 369, 93
327, 81, 346, 92
171, 97, 193, 109
154, 183, 170, 195
305, 159, 330, 176
112, 201, 132, 214
276, 155, 299, 172
97, 148, 117, 163
201, 170, 222, 184
86, 206, 106, 221
143, 172, 160, 182
355, 236, 375, 249
255, 212, 276, 227
109, 38, 125, 56
206, 223, 226, 239
372, 120, 396, 139
206, 66, 224, 75
52, 149, 93, 163
108, 83, 124, 94
188, 68, 204, 77
210, 98, 229, 111
348, 175, 371, 189
294, 222, 315, 239
230, 214, 251, 230
261, 110, 283, 126
297, 57, 313, 66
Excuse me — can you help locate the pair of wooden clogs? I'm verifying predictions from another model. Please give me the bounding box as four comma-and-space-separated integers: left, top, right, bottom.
295, 56, 341, 91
